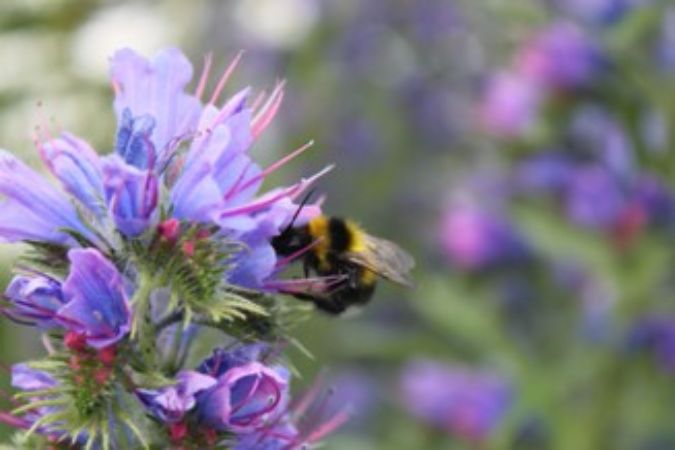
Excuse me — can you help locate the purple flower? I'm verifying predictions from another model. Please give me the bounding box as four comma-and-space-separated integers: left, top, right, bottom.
516, 22, 602, 90
0, 150, 94, 244
4, 275, 65, 328
12, 363, 58, 391
138, 371, 217, 423
40, 133, 106, 219
629, 317, 675, 373
400, 360, 512, 441
197, 361, 289, 433
197, 344, 269, 377
11, 364, 60, 433
564, 165, 625, 229
110, 48, 201, 163
440, 204, 528, 271
102, 155, 158, 237
632, 175, 675, 226
107, 47, 328, 288
516, 153, 574, 193
656, 7, 675, 72
114, 108, 157, 170
568, 107, 634, 178
478, 71, 542, 137
553, 0, 635, 25
57, 248, 131, 349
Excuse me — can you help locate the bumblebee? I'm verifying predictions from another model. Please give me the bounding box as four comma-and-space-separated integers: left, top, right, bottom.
271, 215, 415, 314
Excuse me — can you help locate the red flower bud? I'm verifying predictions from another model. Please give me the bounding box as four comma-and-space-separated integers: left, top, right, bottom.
202, 427, 218, 446
169, 422, 188, 442
158, 218, 180, 243
64, 331, 87, 352
69, 354, 83, 371
98, 346, 117, 366
182, 240, 195, 257
94, 367, 112, 385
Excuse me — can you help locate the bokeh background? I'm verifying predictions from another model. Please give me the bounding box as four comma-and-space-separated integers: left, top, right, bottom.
1, 0, 675, 449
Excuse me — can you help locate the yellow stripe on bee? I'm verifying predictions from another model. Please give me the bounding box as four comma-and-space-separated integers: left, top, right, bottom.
360, 268, 377, 285
308, 215, 331, 270
345, 220, 367, 252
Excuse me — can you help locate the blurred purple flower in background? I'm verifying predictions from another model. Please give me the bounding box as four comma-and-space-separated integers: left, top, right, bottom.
553, 0, 636, 25
400, 360, 512, 442
564, 165, 625, 230
516, 22, 603, 91
478, 71, 542, 137
440, 202, 528, 271
629, 316, 675, 374
656, 7, 675, 72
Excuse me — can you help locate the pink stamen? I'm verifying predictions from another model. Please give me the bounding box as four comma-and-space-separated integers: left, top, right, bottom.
273, 238, 324, 270
304, 409, 350, 444
235, 140, 314, 197
291, 374, 326, 420
252, 82, 285, 139
195, 52, 214, 101
208, 50, 245, 106
219, 187, 300, 219
251, 89, 267, 112
218, 163, 335, 220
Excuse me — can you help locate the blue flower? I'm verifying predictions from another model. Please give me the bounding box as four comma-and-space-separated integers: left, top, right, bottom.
57, 248, 131, 349
400, 360, 512, 442
0, 150, 94, 244
196, 361, 290, 433
41, 133, 106, 219
110, 48, 201, 163
4, 274, 65, 328
102, 155, 158, 237
137, 370, 217, 423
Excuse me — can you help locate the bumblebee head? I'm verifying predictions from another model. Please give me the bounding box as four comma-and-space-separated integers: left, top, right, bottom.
271, 225, 313, 256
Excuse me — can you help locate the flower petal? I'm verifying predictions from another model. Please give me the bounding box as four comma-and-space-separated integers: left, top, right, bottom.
57, 248, 130, 349
110, 48, 202, 161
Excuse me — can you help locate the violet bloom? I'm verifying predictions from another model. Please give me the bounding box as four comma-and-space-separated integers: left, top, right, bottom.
478, 71, 542, 137
564, 165, 625, 229
440, 204, 528, 271
629, 317, 675, 373
108, 48, 328, 288
12, 363, 58, 392
57, 248, 131, 349
553, 0, 634, 25
11, 364, 60, 433
4, 275, 65, 328
137, 371, 217, 423
516, 152, 574, 193
400, 360, 512, 442
516, 22, 602, 91
101, 155, 158, 237
0, 150, 94, 244
197, 361, 289, 433
656, 7, 675, 72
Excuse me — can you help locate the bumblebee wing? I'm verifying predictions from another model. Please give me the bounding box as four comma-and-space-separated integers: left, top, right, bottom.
345, 234, 415, 287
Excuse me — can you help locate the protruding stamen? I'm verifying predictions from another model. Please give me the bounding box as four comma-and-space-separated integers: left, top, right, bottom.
208, 50, 245, 106
195, 52, 214, 101
235, 140, 314, 196
252, 81, 286, 139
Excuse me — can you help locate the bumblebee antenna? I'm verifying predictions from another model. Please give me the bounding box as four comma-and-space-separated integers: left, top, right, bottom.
282, 188, 316, 234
